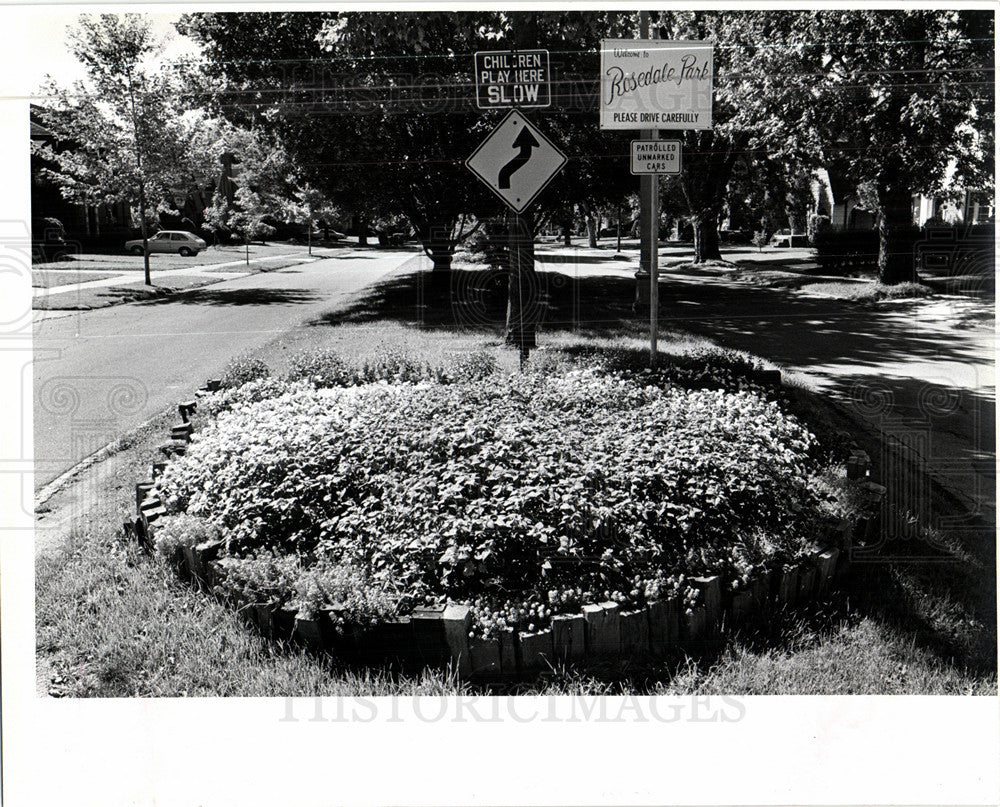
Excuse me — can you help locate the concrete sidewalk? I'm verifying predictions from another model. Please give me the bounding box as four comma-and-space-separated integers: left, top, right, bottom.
33, 252, 314, 297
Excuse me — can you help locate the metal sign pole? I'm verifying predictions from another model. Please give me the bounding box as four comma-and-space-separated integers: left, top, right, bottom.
649, 141, 659, 367
638, 11, 660, 368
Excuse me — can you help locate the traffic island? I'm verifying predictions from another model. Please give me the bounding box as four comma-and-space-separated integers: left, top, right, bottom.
124, 370, 880, 681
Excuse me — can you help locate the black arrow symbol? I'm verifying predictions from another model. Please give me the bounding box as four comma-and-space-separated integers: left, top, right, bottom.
498, 126, 539, 189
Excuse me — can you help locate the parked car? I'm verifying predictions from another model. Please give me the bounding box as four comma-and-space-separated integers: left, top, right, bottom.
125, 230, 206, 256
769, 229, 809, 248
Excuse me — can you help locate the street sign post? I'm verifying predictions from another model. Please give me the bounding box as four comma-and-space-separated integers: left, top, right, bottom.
466, 109, 566, 368
631, 139, 681, 175
466, 110, 567, 214
602, 33, 713, 368
474, 50, 551, 109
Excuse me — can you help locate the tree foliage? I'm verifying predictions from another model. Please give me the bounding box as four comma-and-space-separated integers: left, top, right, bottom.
177, 11, 645, 272
33, 14, 216, 283
810, 9, 994, 283
650, 11, 826, 263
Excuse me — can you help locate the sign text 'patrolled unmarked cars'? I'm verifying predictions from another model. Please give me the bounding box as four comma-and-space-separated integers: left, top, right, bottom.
600, 40, 713, 130
631, 139, 682, 174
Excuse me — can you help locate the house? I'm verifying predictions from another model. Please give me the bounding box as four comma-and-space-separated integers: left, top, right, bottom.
30, 112, 133, 243
811, 166, 994, 231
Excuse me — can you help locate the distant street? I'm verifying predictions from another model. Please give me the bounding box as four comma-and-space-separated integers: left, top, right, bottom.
33, 246, 420, 489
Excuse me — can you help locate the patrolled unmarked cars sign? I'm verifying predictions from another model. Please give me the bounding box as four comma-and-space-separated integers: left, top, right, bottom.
600, 39, 713, 130
631, 139, 681, 174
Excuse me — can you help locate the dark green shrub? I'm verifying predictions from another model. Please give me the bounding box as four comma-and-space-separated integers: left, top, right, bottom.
152, 513, 221, 559
220, 355, 270, 389
813, 228, 879, 272
286, 349, 354, 388
447, 348, 498, 382
467, 219, 509, 270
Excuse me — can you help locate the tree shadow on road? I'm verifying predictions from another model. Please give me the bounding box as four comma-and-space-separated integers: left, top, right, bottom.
136, 287, 321, 307
312, 266, 992, 375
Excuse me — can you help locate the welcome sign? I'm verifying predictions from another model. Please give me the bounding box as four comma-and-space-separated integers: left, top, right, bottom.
599, 39, 713, 130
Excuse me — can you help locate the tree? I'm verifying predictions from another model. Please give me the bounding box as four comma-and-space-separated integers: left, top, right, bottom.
229, 187, 277, 264
651, 11, 826, 263
179, 11, 498, 274
811, 10, 994, 283
288, 182, 339, 255
178, 11, 643, 276
33, 14, 214, 284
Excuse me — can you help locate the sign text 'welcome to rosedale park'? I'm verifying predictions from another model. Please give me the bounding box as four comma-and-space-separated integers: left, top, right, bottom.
599, 40, 713, 130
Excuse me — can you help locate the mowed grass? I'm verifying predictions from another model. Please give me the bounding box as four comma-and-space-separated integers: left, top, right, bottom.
32, 270, 122, 288
36, 262, 997, 696
35, 241, 313, 272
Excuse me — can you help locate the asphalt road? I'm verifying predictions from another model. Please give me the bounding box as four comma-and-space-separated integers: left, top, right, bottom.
33, 246, 420, 489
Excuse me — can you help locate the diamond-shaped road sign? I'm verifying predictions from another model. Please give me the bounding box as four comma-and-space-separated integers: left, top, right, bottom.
466, 110, 567, 214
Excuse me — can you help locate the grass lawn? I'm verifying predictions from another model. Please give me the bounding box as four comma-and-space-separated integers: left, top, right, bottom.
32, 254, 316, 310
34, 241, 315, 272
36, 259, 997, 697
32, 270, 123, 288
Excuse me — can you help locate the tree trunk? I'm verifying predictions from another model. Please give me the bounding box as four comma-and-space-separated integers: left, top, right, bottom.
422, 223, 454, 273
877, 185, 917, 284
691, 213, 722, 263
586, 214, 598, 248
430, 250, 453, 272
138, 185, 151, 285
559, 212, 572, 246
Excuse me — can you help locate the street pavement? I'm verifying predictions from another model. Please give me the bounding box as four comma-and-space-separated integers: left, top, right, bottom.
33, 246, 420, 489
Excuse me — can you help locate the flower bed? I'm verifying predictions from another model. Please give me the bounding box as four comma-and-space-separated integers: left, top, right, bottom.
130, 349, 876, 675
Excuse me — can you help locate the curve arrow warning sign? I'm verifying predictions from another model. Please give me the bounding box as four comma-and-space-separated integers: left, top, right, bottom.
466, 110, 566, 214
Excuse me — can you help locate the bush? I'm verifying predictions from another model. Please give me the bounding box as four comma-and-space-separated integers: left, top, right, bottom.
807, 213, 831, 244
286, 349, 354, 388
812, 228, 878, 272
157, 365, 841, 638
447, 348, 498, 383
153, 513, 221, 560
220, 355, 270, 389
467, 220, 508, 270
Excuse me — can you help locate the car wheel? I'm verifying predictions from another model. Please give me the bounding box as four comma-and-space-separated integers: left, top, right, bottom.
178, 247, 193, 256
130, 246, 144, 255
